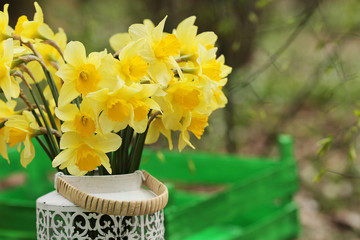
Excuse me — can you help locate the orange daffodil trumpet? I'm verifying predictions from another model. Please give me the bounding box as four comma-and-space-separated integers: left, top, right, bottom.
0, 1, 231, 176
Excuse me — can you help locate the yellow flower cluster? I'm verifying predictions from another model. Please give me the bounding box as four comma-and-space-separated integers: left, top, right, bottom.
0, 3, 231, 175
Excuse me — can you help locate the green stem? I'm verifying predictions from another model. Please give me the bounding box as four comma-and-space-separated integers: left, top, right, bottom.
73, 96, 81, 108
121, 127, 134, 174
34, 82, 58, 130
111, 146, 119, 174
128, 128, 148, 173
42, 67, 59, 107
33, 83, 61, 147
30, 109, 56, 158
176, 53, 194, 62
35, 136, 52, 160
29, 88, 59, 156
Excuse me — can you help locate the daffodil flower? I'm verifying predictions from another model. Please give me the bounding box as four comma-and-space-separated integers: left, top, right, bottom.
173, 16, 217, 55
159, 80, 209, 130
55, 98, 99, 137
0, 38, 19, 102
52, 132, 121, 176
5, 111, 41, 167
115, 39, 149, 85
25, 28, 67, 90
0, 127, 8, 162
0, 100, 17, 161
0, 99, 17, 121
178, 113, 209, 151
109, 33, 131, 53
145, 116, 173, 150
88, 83, 160, 134
56, 41, 116, 107
210, 85, 228, 111
0, 4, 12, 42
196, 44, 231, 86
128, 17, 183, 86
13, 2, 54, 42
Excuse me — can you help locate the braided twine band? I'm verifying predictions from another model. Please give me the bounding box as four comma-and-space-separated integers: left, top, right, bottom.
56, 170, 168, 216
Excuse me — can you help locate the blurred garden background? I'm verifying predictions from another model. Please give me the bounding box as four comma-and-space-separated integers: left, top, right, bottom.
4, 0, 360, 239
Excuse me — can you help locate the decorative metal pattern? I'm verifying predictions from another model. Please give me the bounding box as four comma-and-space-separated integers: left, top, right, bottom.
36, 192, 165, 240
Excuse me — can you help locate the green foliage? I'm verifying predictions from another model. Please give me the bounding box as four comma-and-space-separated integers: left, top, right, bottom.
313, 168, 326, 182
317, 136, 334, 157
256, 0, 274, 9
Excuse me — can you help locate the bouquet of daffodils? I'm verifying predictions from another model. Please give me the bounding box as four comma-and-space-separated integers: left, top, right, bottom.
0, 2, 231, 176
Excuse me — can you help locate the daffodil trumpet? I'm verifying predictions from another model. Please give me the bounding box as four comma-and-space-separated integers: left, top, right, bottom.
0, 2, 231, 176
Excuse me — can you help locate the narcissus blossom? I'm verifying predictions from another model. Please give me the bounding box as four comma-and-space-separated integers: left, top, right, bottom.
14, 2, 54, 42
88, 83, 160, 134
0, 38, 19, 102
52, 132, 121, 176
5, 111, 40, 167
56, 41, 116, 107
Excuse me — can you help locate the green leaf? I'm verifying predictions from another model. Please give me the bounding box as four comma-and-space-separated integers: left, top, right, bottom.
354, 109, 360, 117
348, 145, 356, 163
317, 136, 334, 157
256, 0, 273, 8
313, 168, 326, 182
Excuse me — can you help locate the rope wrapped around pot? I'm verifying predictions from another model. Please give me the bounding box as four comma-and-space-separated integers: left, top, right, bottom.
55, 170, 168, 216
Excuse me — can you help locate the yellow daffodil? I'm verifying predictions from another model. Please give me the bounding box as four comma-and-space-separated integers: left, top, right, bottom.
5, 111, 40, 167
55, 98, 98, 137
178, 113, 209, 151
173, 16, 217, 55
52, 132, 121, 176
210, 85, 228, 111
0, 100, 17, 121
0, 38, 20, 102
109, 33, 131, 52
24, 28, 67, 99
12, 40, 28, 59
0, 4, 12, 42
0, 99, 17, 162
129, 17, 183, 86
115, 39, 149, 85
56, 41, 116, 107
145, 116, 173, 150
159, 80, 209, 130
0, 127, 7, 162
196, 45, 231, 86
0, 5, 232, 173
14, 2, 54, 42
88, 83, 160, 134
